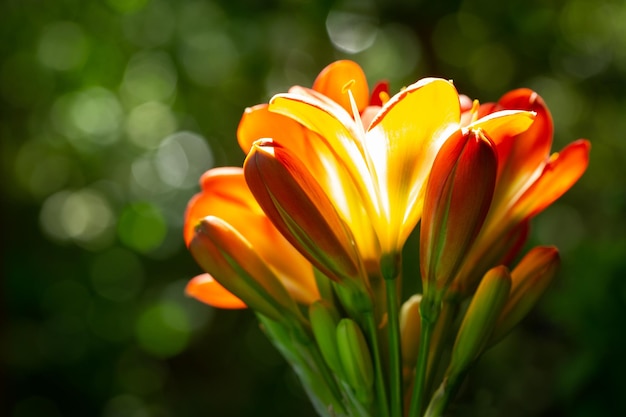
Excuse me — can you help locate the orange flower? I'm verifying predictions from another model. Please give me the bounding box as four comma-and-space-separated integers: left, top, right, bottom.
237, 61, 381, 275
240, 60, 534, 280
183, 167, 319, 310
450, 90, 590, 297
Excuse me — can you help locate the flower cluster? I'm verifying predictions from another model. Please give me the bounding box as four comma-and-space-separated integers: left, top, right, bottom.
184, 61, 589, 417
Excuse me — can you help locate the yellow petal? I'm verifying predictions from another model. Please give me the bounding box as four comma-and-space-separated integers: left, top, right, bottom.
365, 78, 461, 253
269, 92, 378, 225
238, 100, 381, 272
468, 109, 535, 146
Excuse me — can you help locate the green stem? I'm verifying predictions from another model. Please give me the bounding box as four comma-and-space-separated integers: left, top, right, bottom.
364, 312, 391, 417
408, 296, 440, 417
261, 315, 347, 416
384, 278, 403, 417
424, 373, 463, 417
424, 301, 457, 397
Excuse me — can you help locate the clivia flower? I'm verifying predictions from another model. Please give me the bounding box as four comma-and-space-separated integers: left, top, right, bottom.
240, 60, 534, 282
183, 60, 590, 417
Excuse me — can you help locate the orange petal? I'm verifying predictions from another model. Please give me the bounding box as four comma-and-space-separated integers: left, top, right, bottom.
185, 168, 319, 305
366, 77, 461, 253
186, 273, 247, 309
512, 139, 591, 221
490, 89, 555, 208
239, 98, 381, 271
312, 60, 369, 114
268, 92, 377, 223
183, 167, 260, 246
237, 104, 308, 154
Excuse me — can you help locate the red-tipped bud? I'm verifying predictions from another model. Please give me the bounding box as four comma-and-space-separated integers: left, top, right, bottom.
244, 139, 364, 284
490, 246, 560, 344
420, 128, 498, 297
189, 216, 299, 321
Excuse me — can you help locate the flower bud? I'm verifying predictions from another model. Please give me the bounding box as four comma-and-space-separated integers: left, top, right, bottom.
400, 294, 422, 371
490, 246, 560, 344
244, 139, 364, 285
420, 128, 497, 297
336, 318, 374, 399
309, 300, 343, 375
190, 216, 299, 321
448, 266, 511, 378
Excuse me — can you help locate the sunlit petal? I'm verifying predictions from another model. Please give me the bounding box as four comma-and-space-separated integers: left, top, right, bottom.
238, 100, 380, 272
468, 110, 535, 145
269, 92, 377, 215
312, 60, 369, 114
512, 139, 591, 220
237, 104, 308, 154
184, 167, 260, 246
366, 78, 461, 253
491, 89, 555, 207
186, 273, 247, 309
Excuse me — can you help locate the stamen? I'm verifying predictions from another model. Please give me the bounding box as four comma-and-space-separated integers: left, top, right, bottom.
379, 91, 390, 105
344, 81, 367, 139
470, 99, 480, 123
342, 79, 356, 94
548, 152, 559, 163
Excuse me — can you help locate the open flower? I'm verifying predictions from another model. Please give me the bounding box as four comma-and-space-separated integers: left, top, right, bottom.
240, 60, 534, 280
182, 60, 591, 417
184, 167, 319, 310
450, 89, 591, 297
237, 61, 382, 275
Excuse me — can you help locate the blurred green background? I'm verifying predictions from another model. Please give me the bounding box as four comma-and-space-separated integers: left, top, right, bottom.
1, 0, 624, 416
